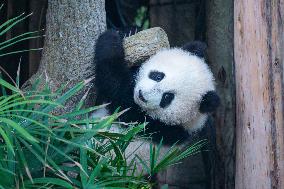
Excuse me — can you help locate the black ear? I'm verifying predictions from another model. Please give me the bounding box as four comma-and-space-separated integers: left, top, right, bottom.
182, 41, 207, 58
199, 91, 220, 113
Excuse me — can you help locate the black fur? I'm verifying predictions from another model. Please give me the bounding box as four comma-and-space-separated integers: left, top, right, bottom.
159, 92, 175, 108
182, 41, 207, 58
149, 71, 165, 82
95, 30, 134, 110
199, 91, 220, 113
94, 30, 190, 145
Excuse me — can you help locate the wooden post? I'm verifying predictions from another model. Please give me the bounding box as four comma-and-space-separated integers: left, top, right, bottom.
235, 1, 284, 189
28, 0, 47, 77
206, 0, 235, 188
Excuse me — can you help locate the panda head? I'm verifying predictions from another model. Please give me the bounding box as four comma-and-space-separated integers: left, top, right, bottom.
134, 41, 220, 130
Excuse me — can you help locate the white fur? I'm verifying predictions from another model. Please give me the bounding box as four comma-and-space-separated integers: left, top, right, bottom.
134, 48, 215, 130
91, 107, 109, 119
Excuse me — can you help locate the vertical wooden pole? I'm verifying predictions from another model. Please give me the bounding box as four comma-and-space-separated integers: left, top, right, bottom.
7, 0, 30, 84
235, 1, 284, 189
28, 0, 47, 77
206, 0, 235, 188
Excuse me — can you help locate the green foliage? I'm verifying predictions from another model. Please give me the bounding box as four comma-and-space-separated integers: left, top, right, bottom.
0, 4, 42, 57
0, 74, 143, 188
136, 139, 207, 177
134, 6, 149, 30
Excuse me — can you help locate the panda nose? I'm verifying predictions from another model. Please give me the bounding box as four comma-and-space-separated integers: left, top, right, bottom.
139, 90, 147, 103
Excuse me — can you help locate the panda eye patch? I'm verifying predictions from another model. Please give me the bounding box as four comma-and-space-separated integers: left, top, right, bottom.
160, 92, 175, 108
149, 71, 165, 82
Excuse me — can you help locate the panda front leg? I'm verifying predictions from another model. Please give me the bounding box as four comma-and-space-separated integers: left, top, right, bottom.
94, 30, 134, 109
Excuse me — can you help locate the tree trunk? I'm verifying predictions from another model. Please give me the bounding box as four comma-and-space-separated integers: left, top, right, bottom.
206, 0, 235, 189
25, 0, 106, 110
235, 1, 284, 189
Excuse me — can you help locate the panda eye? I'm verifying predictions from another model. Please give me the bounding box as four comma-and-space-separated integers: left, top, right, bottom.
160, 92, 175, 108
149, 71, 165, 82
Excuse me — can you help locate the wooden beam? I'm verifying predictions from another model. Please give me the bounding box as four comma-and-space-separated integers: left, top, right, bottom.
235, 1, 284, 188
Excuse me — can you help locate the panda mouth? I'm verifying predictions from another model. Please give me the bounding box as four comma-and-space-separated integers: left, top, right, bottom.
138, 90, 147, 103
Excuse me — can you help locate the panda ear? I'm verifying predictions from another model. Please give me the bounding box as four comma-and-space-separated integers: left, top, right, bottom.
199, 91, 220, 113
182, 41, 207, 58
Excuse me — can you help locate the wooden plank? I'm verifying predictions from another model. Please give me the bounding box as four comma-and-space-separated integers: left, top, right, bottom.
206, 0, 235, 188
234, 0, 284, 188
149, 0, 198, 46
6, 0, 29, 85
28, 0, 47, 76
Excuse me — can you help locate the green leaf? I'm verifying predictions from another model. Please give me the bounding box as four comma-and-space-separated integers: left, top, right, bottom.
0, 99, 61, 112
86, 158, 108, 186
0, 74, 7, 96
0, 13, 25, 32
80, 148, 88, 187
0, 167, 16, 176
59, 105, 104, 119
0, 31, 40, 46
6, 114, 52, 133
0, 78, 20, 94
0, 13, 30, 36
0, 127, 14, 155
19, 138, 70, 182
14, 138, 34, 183
24, 178, 73, 189
135, 155, 150, 174
0, 48, 43, 57
149, 142, 155, 173
0, 118, 37, 143
0, 35, 42, 51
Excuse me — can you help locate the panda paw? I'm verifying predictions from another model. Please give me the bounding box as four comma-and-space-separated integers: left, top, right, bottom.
199, 91, 220, 113
182, 41, 207, 58
95, 30, 124, 62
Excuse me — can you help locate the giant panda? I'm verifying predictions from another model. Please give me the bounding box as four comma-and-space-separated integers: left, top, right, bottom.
93, 30, 220, 187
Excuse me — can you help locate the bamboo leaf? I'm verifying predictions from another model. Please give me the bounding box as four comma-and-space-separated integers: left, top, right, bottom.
0, 118, 37, 143
0, 13, 31, 35
0, 48, 43, 57
87, 158, 108, 185
0, 99, 61, 112
0, 78, 20, 93
0, 35, 42, 51
14, 138, 34, 183
80, 148, 88, 187
0, 126, 14, 155
24, 178, 73, 189
0, 31, 40, 46
135, 155, 150, 174
0, 13, 25, 32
